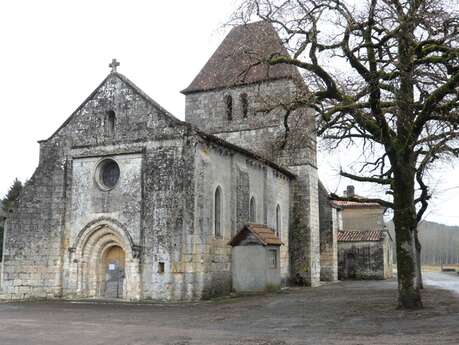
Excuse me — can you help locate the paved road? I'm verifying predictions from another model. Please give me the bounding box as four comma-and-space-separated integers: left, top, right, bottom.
423, 271, 459, 295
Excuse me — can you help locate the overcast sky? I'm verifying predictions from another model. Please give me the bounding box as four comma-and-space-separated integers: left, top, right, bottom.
0, 0, 458, 226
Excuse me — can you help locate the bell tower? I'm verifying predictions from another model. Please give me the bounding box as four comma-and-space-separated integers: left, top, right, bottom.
182, 22, 321, 286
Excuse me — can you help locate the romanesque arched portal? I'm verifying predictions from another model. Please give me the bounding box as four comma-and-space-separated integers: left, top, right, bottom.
70, 219, 141, 300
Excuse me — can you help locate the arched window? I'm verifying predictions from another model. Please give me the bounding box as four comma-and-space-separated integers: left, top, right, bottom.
276, 205, 281, 238
240, 93, 248, 118
224, 95, 233, 121
105, 110, 116, 137
214, 186, 222, 238
249, 196, 256, 223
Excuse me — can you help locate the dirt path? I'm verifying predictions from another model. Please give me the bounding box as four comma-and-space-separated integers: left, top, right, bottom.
0, 279, 458, 345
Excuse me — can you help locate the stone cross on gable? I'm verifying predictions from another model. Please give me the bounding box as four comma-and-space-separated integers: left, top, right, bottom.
109, 58, 120, 73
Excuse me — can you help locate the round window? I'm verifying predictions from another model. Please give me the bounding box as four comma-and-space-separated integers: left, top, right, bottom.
97, 159, 120, 190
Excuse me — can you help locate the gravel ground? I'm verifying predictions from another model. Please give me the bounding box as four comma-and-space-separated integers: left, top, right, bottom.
0, 277, 458, 345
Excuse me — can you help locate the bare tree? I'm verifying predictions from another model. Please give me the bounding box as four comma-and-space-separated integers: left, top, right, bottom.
231, 0, 459, 309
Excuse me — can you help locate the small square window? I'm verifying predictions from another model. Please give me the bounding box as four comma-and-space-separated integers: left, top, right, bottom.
158, 262, 165, 273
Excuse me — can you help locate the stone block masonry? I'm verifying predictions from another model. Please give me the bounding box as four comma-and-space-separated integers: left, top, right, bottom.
184, 77, 321, 287
0, 71, 294, 301
319, 181, 338, 282
1, 21, 337, 300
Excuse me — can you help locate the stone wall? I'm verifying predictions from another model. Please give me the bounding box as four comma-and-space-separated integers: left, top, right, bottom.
185, 78, 320, 287
318, 182, 338, 281
338, 241, 385, 280
383, 234, 394, 279
0, 73, 195, 300
338, 207, 393, 281
0, 72, 295, 301
139, 136, 197, 301
0, 140, 68, 299
288, 164, 320, 286
192, 141, 291, 296
341, 208, 386, 231
185, 79, 316, 167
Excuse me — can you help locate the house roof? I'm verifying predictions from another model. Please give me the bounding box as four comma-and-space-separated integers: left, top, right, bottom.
182, 21, 302, 94
331, 197, 384, 209
228, 224, 283, 246
337, 230, 385, 242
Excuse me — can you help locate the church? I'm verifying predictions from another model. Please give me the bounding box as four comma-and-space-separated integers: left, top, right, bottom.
0, 22, 338, 301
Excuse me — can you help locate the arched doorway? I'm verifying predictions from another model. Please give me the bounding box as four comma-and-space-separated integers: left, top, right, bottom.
70, 219, 141, 300
101, 245, 126, 298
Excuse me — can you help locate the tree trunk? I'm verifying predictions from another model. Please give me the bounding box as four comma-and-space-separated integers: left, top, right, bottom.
414, 230, 423, 289
393, 166, 423, 309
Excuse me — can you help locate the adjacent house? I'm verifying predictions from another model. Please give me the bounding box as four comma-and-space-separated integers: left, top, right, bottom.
333, 186, 394, 280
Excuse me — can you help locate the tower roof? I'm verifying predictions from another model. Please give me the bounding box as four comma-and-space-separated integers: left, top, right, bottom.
182, 21, 301, 94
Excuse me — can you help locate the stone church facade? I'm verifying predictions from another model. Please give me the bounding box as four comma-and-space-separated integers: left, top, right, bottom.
0, 22, 337, 301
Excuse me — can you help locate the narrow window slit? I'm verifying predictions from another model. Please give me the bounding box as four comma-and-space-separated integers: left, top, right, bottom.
250, 197, 256, 223
224, 95, 233, 121
105, 110, 116, 137
215, 186, 222, 238
240, 93, 248, 118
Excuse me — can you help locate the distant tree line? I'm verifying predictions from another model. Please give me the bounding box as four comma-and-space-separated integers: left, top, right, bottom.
388, 220, 459, 266
418, 221, 459, 265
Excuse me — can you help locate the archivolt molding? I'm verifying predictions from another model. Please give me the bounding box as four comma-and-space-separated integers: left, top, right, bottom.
70, 217, 137, 260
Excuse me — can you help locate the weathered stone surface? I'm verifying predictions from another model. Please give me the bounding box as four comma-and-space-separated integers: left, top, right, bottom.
338, 239, 389, 280
319, 181, 338, 282
0, 21, 336, 299
0, 72, 293, 301
335, 188, 394, 280
185, 77, 321, 286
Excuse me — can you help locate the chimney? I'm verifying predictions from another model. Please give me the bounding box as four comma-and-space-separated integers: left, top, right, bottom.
346, 185, 355, 198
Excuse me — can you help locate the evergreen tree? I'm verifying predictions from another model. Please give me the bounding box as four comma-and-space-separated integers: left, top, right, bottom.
1, 178, 23, 212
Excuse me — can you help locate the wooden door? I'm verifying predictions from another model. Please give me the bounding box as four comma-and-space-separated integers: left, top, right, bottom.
103, 246, 125, 298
